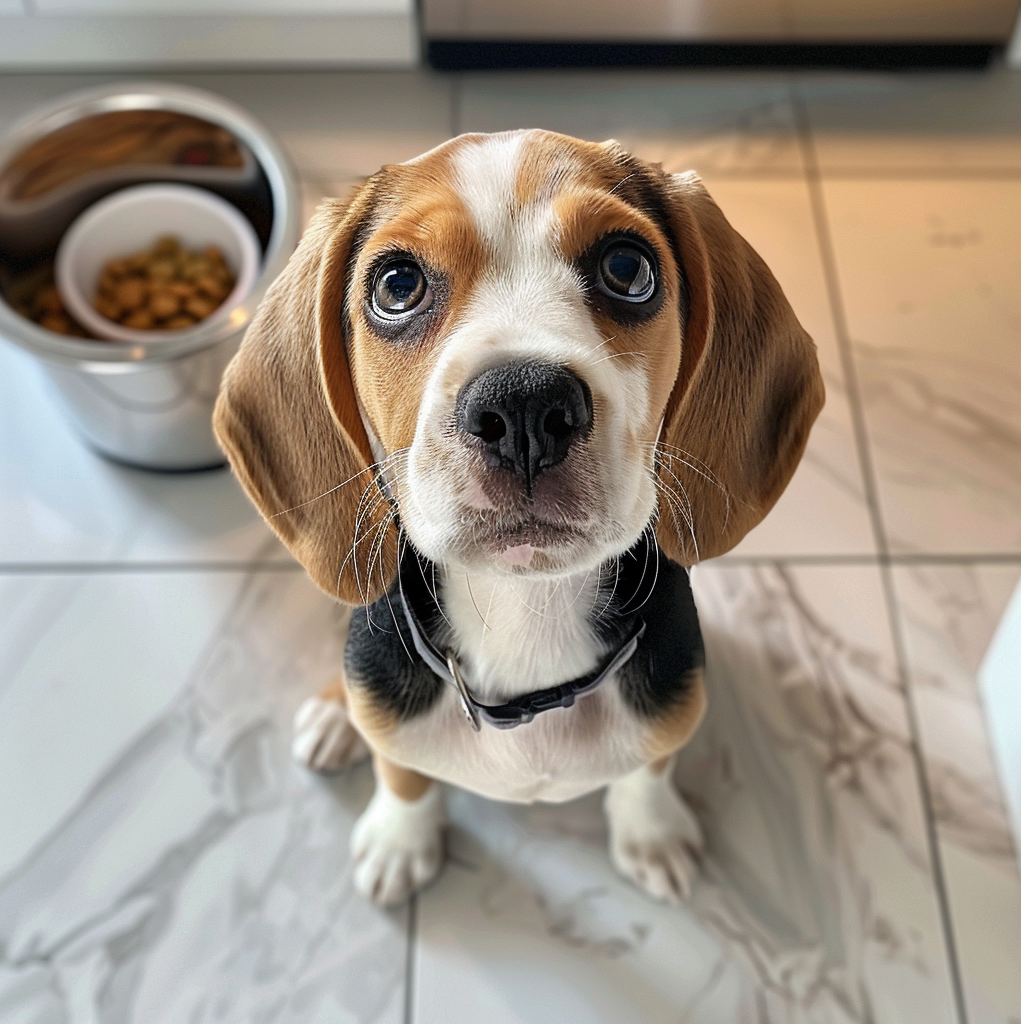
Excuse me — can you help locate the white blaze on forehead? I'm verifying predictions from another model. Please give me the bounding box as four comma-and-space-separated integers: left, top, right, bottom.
448, 132, 585, 349
451, 132, 530, 249
450, 131, 583, 258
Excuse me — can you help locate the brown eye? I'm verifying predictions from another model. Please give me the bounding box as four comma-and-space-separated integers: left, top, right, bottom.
598, 243, 656, 303
372, 259, 432, 318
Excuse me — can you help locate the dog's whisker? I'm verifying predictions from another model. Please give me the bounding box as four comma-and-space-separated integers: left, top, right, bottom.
625, 523, 662, 614
643, 440, 728, 496
271, 447, 409, 520
646, 439, 720, 480
380, 523, 414, 662
596, 553, 623, 619
588, 349, 647, 367
429, 561, 453, 629
606, 171, 636, 196
654, 476, 700, 562
341, 476, 397, 608
464, 572, 490, 631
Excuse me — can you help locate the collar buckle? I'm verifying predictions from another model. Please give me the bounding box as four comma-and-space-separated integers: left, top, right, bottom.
446, 653, 482, 732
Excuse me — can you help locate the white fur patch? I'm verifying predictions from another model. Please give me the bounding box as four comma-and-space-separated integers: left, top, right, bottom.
442, 568, 602, 698
451, 132, 530, 251
351, 781, 446, 907
604, 761, 703, 903
292, 697, 370, 774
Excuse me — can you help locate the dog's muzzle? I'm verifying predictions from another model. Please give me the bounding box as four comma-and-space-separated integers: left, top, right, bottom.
455, 360, 593, 494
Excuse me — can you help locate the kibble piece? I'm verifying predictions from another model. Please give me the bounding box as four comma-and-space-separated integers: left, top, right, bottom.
149, 287, 181, 320
152, 236, 180, 257
114, 277, 148, 310
183, 294, 216, 320
122, 308, 156, 330
193, 275, 222, 301
164, 313, 198, 330
38, 284, 64, 314
94, 295, 122, 321
39, 311, 72, 333
148, 259, 176, 282
96, 272, 119, 298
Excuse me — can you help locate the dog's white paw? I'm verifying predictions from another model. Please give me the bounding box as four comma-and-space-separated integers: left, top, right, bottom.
604, 764, 703, 904
292, 697, 370, 774
351, 783, 446, 907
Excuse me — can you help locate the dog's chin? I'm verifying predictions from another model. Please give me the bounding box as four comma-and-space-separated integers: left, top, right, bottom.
421, 514, 651, 580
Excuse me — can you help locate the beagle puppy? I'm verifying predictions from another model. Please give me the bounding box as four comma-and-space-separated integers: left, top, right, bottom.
214, 130, 824, 907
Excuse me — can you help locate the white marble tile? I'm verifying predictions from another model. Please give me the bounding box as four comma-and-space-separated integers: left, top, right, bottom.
824, 179, 1021, 554
0, 342, 288, 565
0, 569, 406, 1023
414, 564, 960, 1023
800, 69, 1021, 174
459, 72, 803, 175
892, 562, 1021, 1024
700, 178, 876, 559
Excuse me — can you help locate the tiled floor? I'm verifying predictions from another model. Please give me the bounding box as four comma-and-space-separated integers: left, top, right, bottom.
1, 66, 1019, 1024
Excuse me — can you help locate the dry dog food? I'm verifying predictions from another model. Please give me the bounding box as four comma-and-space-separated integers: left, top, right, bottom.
12, 273, 91, 337
92, 236, 235, 331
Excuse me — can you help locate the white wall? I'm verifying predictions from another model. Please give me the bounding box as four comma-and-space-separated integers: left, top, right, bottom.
0, 0, 417, 68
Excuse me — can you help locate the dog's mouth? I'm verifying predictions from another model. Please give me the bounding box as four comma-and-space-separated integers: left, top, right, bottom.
454, 510, 587, 569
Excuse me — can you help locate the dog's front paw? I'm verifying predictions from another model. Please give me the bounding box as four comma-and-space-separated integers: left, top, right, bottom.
604, 765, 703, 904
292, 696, 370, 774
351, 783, 446, 907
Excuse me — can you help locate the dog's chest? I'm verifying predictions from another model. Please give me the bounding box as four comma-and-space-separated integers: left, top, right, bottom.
440, 570, 604, 698
391, 683, 646, 803
382, 570, 648, 802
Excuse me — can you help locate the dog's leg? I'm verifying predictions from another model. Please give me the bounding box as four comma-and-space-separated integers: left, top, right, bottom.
351, 755, 446, 907
292, 677, 371, 773
604, 756, 703, 904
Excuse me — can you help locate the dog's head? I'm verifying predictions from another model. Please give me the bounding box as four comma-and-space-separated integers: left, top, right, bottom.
215, 130, 824, 603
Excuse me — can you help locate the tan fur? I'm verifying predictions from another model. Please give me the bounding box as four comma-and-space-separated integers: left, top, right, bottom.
643, 671, 708, 762
316, 677, 347, 705
344, 680, 401, 745
213, 184, 398, 605
655, 173, 825, 563
346, 145, 491, 457
375, 754, 434, 802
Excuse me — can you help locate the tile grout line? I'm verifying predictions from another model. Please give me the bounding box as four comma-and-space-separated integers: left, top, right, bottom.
3, 551, 1021, 575
403, 893, 418, 1024
790, 82, 971, 1024
720, 552, 1021, 566
789, 86, 888, 561
0, 560, 305, 575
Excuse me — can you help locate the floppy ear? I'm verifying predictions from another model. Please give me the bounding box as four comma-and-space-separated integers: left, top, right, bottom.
213, 184, 398, 604
655, 171, 825, 564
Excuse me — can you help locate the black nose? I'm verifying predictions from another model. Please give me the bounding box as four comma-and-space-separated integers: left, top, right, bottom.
456, 361, 593, 493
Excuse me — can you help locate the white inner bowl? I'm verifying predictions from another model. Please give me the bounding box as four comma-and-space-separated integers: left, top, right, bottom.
55, 182, 261, 344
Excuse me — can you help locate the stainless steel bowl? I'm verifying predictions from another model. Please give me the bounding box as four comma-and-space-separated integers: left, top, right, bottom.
0, 82, 300, 470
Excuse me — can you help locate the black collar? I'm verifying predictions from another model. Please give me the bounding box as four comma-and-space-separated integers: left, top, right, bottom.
397, 554, 646, 731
